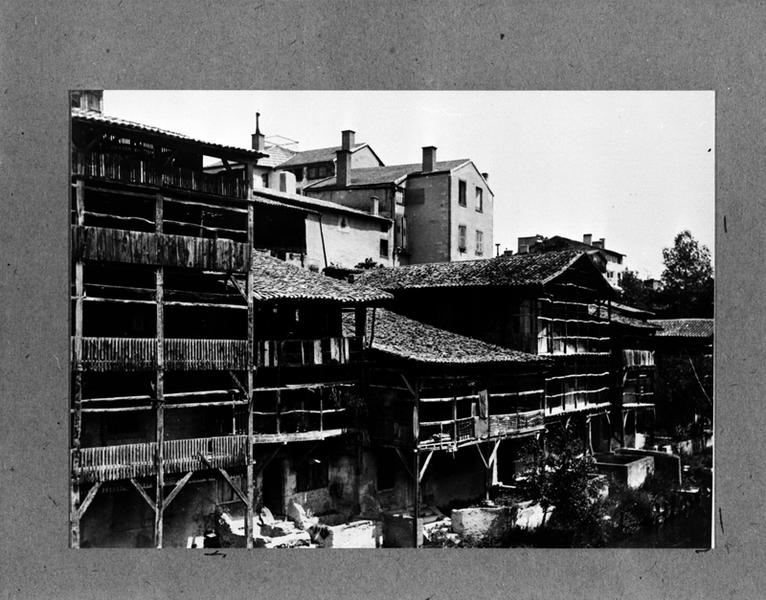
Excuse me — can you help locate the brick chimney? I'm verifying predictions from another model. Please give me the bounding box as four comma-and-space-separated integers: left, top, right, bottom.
481, 172, 489, 181
583, 233, 592, 246
422, 146, 437, 172
342, 129, 355, 151
336, 130, 355, 187
251, 112, 265, 152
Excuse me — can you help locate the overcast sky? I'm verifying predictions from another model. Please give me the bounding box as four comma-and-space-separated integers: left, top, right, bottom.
102, 90, 714, 278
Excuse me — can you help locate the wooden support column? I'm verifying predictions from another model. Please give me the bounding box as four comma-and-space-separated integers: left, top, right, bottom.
412, 379, 421, 548
154, 197, 165, 548
245, 202, 255, 549
70, 179, 85, 548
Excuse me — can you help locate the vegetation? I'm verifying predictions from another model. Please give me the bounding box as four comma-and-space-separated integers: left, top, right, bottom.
620, 230, 713, 318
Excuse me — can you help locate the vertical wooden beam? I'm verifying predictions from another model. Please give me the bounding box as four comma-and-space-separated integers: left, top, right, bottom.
411, 377, 421, 548
70, 180, 86, 548
275, 390, 281, 434
70, 260, 84, 548
154, 266, 164, 548
245, 202, 254, 549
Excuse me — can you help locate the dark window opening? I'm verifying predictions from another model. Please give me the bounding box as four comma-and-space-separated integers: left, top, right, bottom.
376, 449, 397, 491
379, 239, 389, 258
458, 225, 467, 252
475, 187, 483, 212
458, 180, 467, 207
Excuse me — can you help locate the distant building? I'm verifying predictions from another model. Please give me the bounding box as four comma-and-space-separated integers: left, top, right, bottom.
277, 130, 385, 193
304, 133, 494, 265
518, 233, 627, 289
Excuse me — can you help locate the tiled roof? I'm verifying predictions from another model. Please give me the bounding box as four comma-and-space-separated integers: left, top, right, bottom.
278, 144, 370, 167
71, 108, 262, 158
252, 187, 391, 222
259, 144, 297, 168
304, 159, 470, 189
355, 250, 583, 291
648, 319, 714, 338
342, 309, 548, 365
251, 253, 392, 304
531, 235, 625, 258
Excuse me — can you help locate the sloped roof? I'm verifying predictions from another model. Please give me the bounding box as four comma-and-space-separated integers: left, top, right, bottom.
304, 159, 470, 190
279, 143, 372, 167
259, 144, 297, 168
531, 235, 625, 258
648, 319, 714, 338
355, 250, 585, 291
342, 309, 548, 365
71, 108, 263, 159
251, 253, 392, 304
252, 187, 391, 222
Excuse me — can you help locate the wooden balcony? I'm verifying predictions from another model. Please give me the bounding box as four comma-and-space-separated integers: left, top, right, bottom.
622, 349, 655, 367
72, 151, 248, 199
76, 337, 248, 371
418, 409, 546, 450
75, 434, 248, 483
73, 225, 250, 272
255, 337, 353, 367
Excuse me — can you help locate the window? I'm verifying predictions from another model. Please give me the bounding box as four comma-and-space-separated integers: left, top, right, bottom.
380, 238, 389, 258
458, 225, 467, 252
261, 173, 269, 188
475, 187, 483, 212
339, 216, 348, 229
476, 230, 484, 255
458, 180, 467, 206
296, 457, 328, 492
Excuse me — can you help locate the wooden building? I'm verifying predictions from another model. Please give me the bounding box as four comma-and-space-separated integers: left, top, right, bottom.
345, 308, 550, 546
355, 250, 620, 455
69, 105, 391, 548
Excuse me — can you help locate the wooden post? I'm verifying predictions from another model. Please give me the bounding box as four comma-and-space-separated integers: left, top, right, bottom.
412, 381, 420, 548
70, 180, 86, 548
275, 390, 281, 434
452, 397, 457, 443
154, 266, 165, 548
245, 203, 254, 549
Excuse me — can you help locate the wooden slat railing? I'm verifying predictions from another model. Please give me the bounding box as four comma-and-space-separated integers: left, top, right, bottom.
76, 435, 248, 483
622, 349, 655, 367
76, 337, 247, 371
488, 408, 545, 437
256, 337, 352, 367
73, 226, 250, 272
72, 151, 248, 199
165, 339, 248, 371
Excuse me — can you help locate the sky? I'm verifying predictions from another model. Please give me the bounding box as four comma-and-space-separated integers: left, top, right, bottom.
102, 91, 714, 279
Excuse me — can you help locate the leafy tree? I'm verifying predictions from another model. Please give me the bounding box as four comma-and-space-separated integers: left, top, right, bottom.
520, 429, 610, 547
619, 269, 657, 311
658, 230, 713, 317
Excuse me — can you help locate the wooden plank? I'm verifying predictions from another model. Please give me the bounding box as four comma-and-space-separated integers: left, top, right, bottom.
76, 481, 102, 520
245, 216, 254, 549
418, 450, 434, 483
163, 471, 193, 509
154, 266, 165, 549
129, 478, 157, 512
70, 257, 84, 549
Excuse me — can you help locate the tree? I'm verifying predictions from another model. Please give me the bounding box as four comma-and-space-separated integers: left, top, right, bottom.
619, 270, 657, 311
658, 230, 713, 317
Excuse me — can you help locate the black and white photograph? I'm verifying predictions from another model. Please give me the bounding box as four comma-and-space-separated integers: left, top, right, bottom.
69, 90, 713, 549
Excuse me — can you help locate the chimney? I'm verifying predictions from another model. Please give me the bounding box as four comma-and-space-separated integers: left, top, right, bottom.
370, 195, 379, 216
599, 237, 606, 248
482, 172, 489, 181
251, 112, 265, 152
583, 233, 593, 246
422, 146, 437, 172
336, 148, 351, 187
342, 129, 355, 151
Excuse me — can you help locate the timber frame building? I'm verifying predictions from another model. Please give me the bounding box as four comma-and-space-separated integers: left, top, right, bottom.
69, 102, 391, 547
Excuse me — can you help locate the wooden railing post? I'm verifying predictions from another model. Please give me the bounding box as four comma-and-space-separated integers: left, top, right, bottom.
245, 202, 254, 549
70, 180, 85, 549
